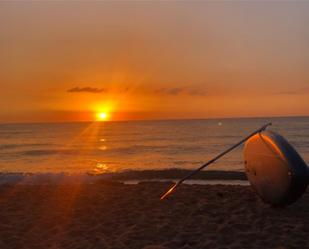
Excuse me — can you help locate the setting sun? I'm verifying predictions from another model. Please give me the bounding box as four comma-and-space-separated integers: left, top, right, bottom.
96, 112, 108, 121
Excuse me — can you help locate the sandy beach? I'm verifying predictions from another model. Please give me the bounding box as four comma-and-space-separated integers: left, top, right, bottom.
0, 181, 308, 249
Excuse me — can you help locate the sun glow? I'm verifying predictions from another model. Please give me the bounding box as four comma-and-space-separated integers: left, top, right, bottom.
93, 101, 115, 122
96, 112, 109, 121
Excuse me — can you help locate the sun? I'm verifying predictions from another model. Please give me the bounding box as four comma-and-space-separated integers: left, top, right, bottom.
93, 102, 114, 121
96, 112, 109, 121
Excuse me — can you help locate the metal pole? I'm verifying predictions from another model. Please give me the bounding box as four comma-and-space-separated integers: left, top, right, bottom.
160, 122, 272, 200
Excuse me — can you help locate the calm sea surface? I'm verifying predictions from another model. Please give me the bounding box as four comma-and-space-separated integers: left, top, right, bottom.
0, 117, 308, 174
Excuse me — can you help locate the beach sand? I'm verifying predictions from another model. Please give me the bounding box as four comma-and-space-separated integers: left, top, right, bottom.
0, 181, 308, 249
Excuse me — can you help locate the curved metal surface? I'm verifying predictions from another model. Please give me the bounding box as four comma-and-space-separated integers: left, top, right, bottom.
244, 131, 308, 206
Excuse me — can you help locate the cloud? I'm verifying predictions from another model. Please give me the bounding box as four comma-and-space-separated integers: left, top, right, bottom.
156, 87, 208, 96
67, 87, 107, 93
156, 87, 183, 95
273, 87, 309, 95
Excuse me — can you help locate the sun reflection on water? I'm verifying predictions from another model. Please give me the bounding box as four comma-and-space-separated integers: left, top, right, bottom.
99, 146, 107, 151
93, 162, 114, 174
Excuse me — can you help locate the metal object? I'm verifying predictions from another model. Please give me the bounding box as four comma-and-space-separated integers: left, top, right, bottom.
160, 122, 272, 200
244, 130, 309, 206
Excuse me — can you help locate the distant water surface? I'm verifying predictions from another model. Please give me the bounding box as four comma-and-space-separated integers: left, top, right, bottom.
0, 117, 308, 174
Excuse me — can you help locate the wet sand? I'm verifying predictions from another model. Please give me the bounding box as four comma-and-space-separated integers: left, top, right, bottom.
0, 181, 308, 249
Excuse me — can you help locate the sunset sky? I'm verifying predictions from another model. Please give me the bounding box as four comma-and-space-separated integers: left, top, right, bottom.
0, 1, 308, 123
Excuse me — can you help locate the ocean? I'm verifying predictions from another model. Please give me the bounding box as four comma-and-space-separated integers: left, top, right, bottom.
0, 116, 308, 175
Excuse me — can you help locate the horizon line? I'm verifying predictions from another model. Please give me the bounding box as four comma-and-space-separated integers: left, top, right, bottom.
1, 114, 308, 126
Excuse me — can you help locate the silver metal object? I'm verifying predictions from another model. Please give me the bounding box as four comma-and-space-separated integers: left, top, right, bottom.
244, 130, 309, 205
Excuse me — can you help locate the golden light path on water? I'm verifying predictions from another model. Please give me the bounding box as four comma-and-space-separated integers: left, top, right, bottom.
28, 120, 113, 174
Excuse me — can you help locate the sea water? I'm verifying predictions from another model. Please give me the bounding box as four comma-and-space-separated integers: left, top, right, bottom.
0, 117, 308, 174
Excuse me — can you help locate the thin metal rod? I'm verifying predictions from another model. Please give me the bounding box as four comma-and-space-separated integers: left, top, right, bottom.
160, 122, 272, 200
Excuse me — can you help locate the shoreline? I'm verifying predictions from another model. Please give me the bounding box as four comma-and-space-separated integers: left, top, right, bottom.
0, 169, 247, 185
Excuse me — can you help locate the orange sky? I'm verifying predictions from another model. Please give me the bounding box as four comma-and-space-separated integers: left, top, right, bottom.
0, 2, 308, 123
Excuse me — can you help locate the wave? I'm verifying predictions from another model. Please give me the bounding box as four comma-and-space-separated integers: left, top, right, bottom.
0, 143, 51, 150
0, 169, 247, 185
1, 144, 208, 157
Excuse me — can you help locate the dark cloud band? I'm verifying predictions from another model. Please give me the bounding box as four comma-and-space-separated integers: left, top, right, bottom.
156, 87, 207, 96
67, 87, 107, 93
